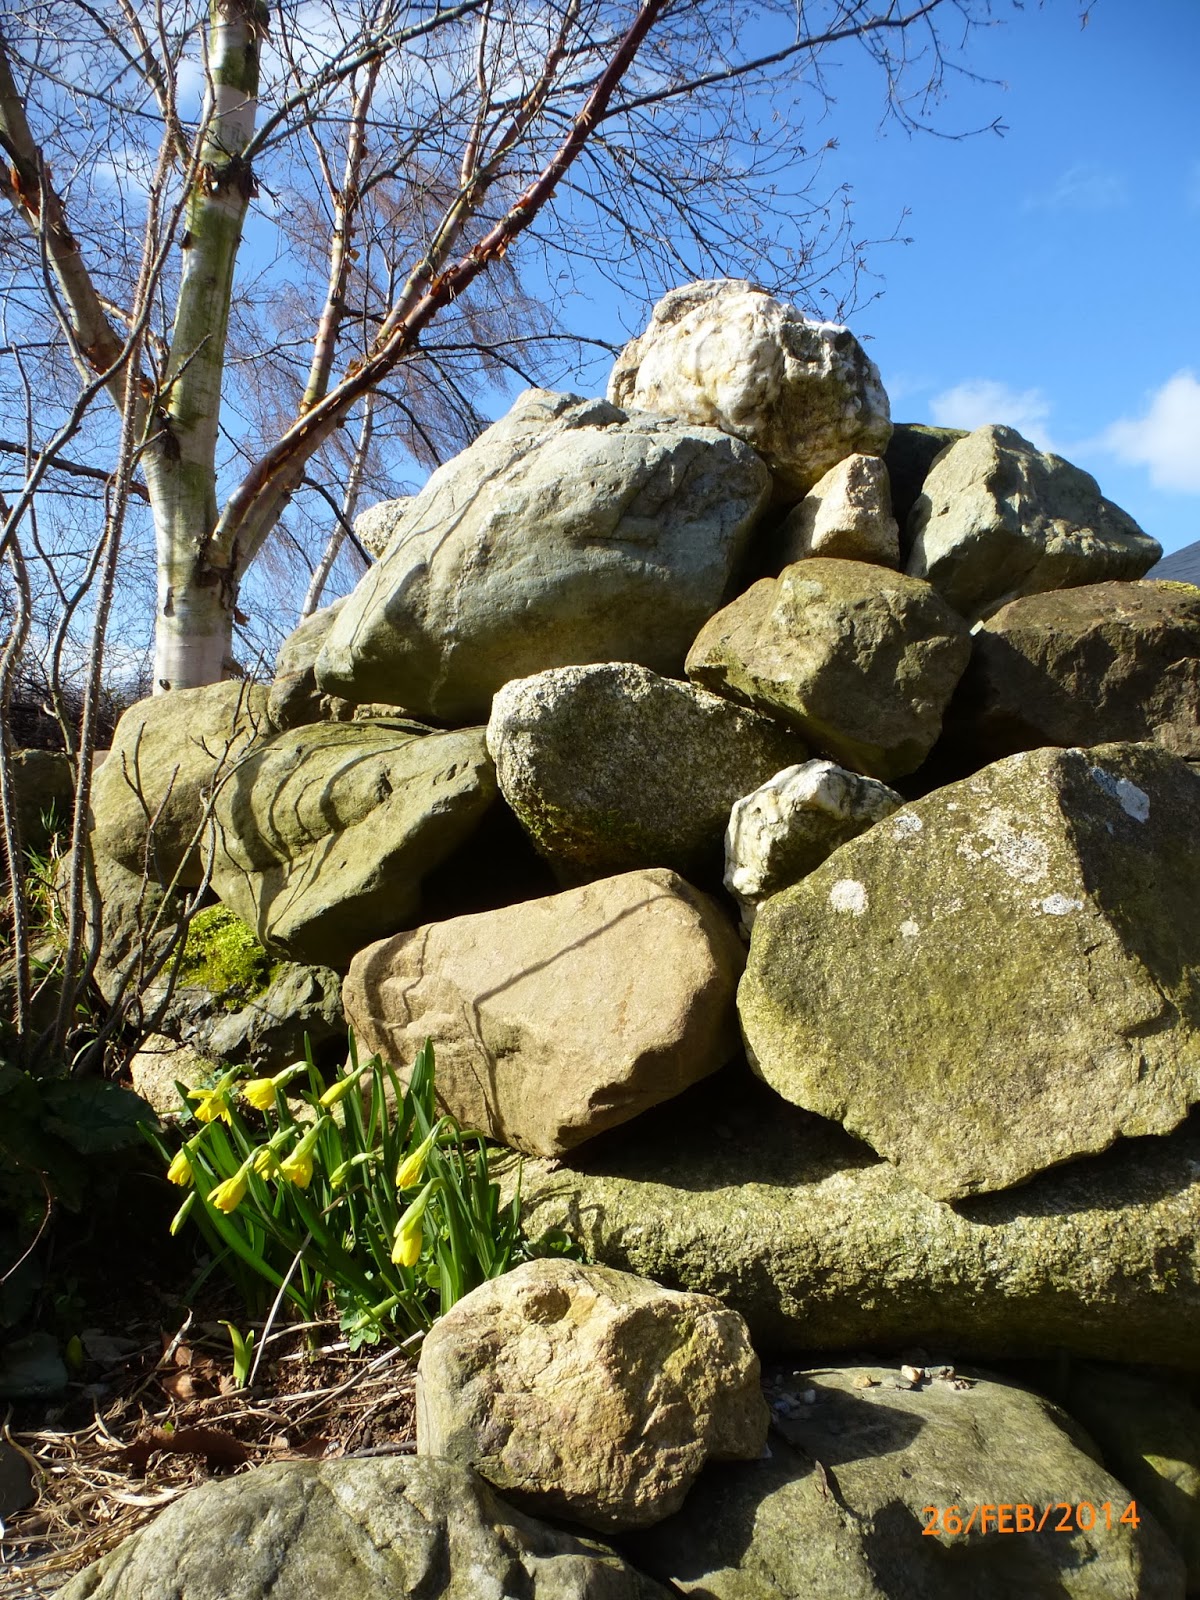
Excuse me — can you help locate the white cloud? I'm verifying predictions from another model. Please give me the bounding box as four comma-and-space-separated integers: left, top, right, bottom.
1023, 162, 1128, 213
1096, 371, 1200, 493
929, 379, 1054, 450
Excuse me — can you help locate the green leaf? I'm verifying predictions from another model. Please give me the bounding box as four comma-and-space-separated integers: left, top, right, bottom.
40, 1080, 157, 1154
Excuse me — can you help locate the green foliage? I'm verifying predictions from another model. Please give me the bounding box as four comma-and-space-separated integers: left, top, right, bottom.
146, 1037, 527, 1349
176, 905, 276, 1010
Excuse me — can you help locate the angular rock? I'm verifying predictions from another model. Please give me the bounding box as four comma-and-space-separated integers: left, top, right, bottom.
10, 747, 74, 852
211, 721, 495, 968
686, 558, 971, 781
343, 867, 744, 1155
268, 599, 355, 730
724, 760, 901, 929
906, 424, 1161, 619
416, 1259, 768, 1534
57, 1456, 670, 1600
91, 682, 270, 887
515, 1072, 1200, 1368
631, 1365, 1186, 1599
608, 280, 891, 500
487, 663, 809, 884
353, 494, 413, 559
204, 961, 345, 1071
883, 421, 965, 542
1063, 1365, 1200, 1589
944, 579, 1200, 766
315, 388, 771, 722
740, 743, 1200, 1200
776, 452, 899, 566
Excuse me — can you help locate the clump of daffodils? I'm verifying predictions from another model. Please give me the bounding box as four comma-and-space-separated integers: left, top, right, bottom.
148, 1039, 524, 1348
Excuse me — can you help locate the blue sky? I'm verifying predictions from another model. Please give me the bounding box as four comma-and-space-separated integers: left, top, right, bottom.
558, 0, 1200, 557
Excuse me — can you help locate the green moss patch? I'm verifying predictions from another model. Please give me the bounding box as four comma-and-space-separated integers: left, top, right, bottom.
177, 905, 277, 1010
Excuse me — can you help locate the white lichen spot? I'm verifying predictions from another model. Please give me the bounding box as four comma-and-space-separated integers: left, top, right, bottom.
899, 919, 920, 939
1037, 893, 1084, 916
1090, 766, 1150, 823
963, 810, 1051, 884
890, 813, 923, 839
829, 879, 869, 916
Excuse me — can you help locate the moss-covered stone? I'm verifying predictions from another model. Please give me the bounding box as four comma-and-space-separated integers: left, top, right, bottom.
739, 742, 1200, 1200
176, 905, 276, 1011
515, 1071, 1200, 1369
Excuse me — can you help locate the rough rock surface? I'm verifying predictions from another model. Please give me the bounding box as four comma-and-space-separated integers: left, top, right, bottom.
86, 848, 185, 1006
686, 558, 971, 780
515, 1073, 1200, 1367
486, 663, 809, 884
315, 388, 771, 722
741, 742, 1200, 1200
776, 452, 899, 566
342, 867, 744, 1155
608, 280, 891, 500
57, 1456, 670, 1600
353, 495, 412, 559
268, 599, 355, 730
211, 722, 495, 968
1063, 1365, 1200, 1589
944, 579, 1200, 765
416, 1259, 768, 1534
883, 421, 965, 541
630, 1365, 1186, 1600
128, 1033, 217, 1120
724, 760, 901, 928
906, 424, 1161, 619
10, 748, 74, 852
92, 682, 269, 887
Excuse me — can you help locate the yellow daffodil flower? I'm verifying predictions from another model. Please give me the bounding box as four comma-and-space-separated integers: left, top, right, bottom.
208, 1164, 252, 1214
318, 1066, 367, 1108
278, 1119, 326, 1189
395, 1124, 439, 1190
189, 1084, 234, 1124
251, 1146, 280, 1178
241, 1078, 277, 1112
166, 1147, 194, 1187
390, 1181, 434, 1268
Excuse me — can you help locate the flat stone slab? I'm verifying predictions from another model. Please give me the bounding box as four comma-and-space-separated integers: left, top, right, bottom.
515, 1073, 1200, 1369
740, 742, 1200, 1199
629, 1364, 1187, 1599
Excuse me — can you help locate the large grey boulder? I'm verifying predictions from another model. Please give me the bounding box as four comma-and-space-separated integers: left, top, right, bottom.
487, 663, 809, 884
314, 388, 771, 722
724, 760, 901, 929
883, 421, 966, 543
211, 721, 495, 968
686, 558, 971, 781
342, 868, 744, 1155
740, 743, 1200, 1200
630, 1365, 1186, 1599
776, 452, 899, 566
57, 1456, 670, 1600
268, 598, 355, 730
1063, 1365, 1200, 1590
608, 280, 891, 500
944, 579, 1200, 766
906, 424, 1161, 619
9, 747, 74, 852
91, 682, 269, 887
416, 1259, 768, 1534
515, 1073, 1200, 1368
354, 495, 412, 559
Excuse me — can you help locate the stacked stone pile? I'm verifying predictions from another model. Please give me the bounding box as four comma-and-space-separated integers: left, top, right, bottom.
79, 279, 1200, 1597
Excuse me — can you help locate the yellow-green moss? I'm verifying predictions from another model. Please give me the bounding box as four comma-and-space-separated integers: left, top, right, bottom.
178, 905, 277, 1010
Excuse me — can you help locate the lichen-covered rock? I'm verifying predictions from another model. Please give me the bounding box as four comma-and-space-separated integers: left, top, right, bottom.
685, 558, 971, 781
739, 743, 1200, 1200
267, 599, 355, 730
353, 494, 412, 559
486, 663, 808, 884
724, 760, 901, 929
608, 280, 891, 500
776, 453, 899, 566
515, 1073, 1200, 1367
944, 579, 1200, 766
57, 1456, 670, 1600
91, 682, 269, 887
416, 1259, 768, 1535
211, 721, 495, 968
342, 868, 744, 1155
1063, 1365, 1200, 1589
629, 1365, 1187, 1599
883, 421, 966, 543
314, 388, 771, 722
906, 424, 1161, 619
85, 847, 186, 1006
